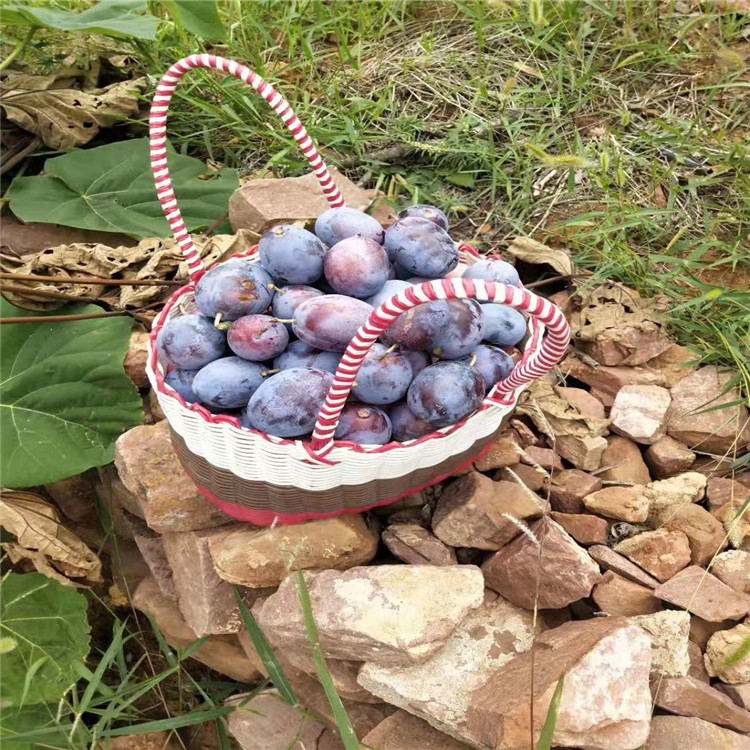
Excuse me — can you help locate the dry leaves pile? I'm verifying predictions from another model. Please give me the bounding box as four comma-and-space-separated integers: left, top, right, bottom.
1, 230, 257, 311
0, 490, 102, 586
0, 70, 147, 151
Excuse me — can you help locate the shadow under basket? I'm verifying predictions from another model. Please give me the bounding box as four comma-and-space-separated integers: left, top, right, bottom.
170, 423, 507, 526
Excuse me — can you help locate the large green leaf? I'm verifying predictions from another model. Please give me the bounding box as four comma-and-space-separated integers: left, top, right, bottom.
0, 573, 91, 708
1, 0, 159, 40
8, 139, 239, 240
0, 703, 71, 749
170, 0, 226, 40
0, 299, 142, 488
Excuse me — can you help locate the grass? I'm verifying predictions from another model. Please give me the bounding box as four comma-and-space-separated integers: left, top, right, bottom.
1, 0, 749, 743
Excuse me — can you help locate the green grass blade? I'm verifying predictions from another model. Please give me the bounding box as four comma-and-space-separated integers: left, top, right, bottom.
295, 570, 359, 750
537, 676, 565, 750
234, 587, 299, 708
102, 706, 235, 736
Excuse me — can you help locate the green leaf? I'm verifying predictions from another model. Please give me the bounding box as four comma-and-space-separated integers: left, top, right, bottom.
0, 703, 72, 749
537, 676, 565, 750
1, 0, 159, 40
0, 573, 91, 708
8, 139, 239, 240
234, 588, 299, 708
0, 299, 142, 488
170, 0, 226, 40
442, 171, 476, 188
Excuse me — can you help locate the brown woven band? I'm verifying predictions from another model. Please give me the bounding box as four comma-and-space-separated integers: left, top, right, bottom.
169, 427, 504, 517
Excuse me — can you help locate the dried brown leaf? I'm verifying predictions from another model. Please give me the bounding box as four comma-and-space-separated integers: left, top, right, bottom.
0, 490, 102, 584
507, 236, 575, 277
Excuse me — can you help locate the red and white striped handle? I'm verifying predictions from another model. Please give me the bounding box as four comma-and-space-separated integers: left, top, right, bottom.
149, 55, 345, 282
309, 278, 570, 457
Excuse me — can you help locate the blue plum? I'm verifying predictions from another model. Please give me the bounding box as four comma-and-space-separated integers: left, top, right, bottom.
242, 367, 334, 438
397, 204, 449, 230
380, 299, 449, 351
293, 295, 373, 352
194, 260, 274, 321
324, 235, 389, 299
460, 345, 514, 393
335, 404, 392, 445
366, 279, 412, 309
407, 361, 485, 428
227, 314, 289, 361
192, 356, 266, 409
315, 206, 384, 247
389, 402, 434, 442
432, 299, 485, 359
157, 313, 225, 369
271, 285, 323, 332
274, 340, 342, 374
463, 259, 521, 287
402, 350, 430, 377
258, 225, 327, 285
165, 368, 200, 403
384, 217, 458, 277
481, 303, 527, 347
352, 343, 413, 405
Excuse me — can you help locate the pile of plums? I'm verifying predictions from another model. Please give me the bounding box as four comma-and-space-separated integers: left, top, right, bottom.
157, 204, 526, 445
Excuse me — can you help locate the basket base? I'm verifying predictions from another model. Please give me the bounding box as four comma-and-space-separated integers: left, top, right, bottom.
169, 428, 504, 526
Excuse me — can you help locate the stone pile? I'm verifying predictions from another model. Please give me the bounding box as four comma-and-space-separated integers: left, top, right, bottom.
40, 276, 750, 750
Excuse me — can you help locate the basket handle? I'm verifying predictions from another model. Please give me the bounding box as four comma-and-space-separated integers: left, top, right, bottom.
149, 55, 345, 282
308, 278, 570, 460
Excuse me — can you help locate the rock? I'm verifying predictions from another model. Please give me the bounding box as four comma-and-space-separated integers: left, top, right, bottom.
646, 344, 698, 388
548, 469, 602, 513
614, 528, 692, 582
473, 435, 521, 471
714, 501, 750, 550
655, 503, 728, 566
599, 436, 652, 485
467, 617, 653, 750
431, 473, 545, 551
44, 472, 98, 524
257, 565, 484, 666
382, 524, 457, 566
226, 690, 328, 749
554, 434, 608, 471
642, 715, 750, 750
644, 472, 707, 525
372, 493, 425, 518
496, 464, 547, 492
632, 610, 691, 677
132, 577, 260, 682
691, 615, 735, 650
520, 446, 562, 471
163, 529, 243, 635
360, 711, 472, 750
229, 168, 375, 235
707, 477, 749, 512
688, 639, 711, 682
358, 592, 536, 745
508, 419, 538, 447
588, 544, 661, 588
147, 388, 165, 421
712, 551, 750, 595
98, 463, 143, 519
554, 386, 606, 419
562, 354, 668, 407
667, 366, 750, 453
693, 455, 738, 477
114, 421, 229, 532
706, 622, 750, 684
123, 512, 175, 598
548, 511, 609, 546
482, 517, 601, 610
123, 329, 150, 389
207, 516, 378, 588
610, 384, 671, 444
655, 566, 750, 622
645, 436, 695, 479
653, 674, 750, 734
583, 485, 648, 523
105, 732, 182, 750
719, 682, 750, 711
592, 571, 661, 616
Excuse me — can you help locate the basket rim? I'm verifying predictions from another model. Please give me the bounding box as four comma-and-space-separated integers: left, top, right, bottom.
146, 246, 544, 457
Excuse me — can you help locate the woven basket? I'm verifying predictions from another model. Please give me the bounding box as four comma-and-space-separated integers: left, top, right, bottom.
145, 55, 571, 526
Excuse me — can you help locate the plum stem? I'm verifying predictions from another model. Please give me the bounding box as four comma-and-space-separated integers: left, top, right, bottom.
262, 368, 281, 377
274, 318, 296, 324
214, 312, 232, 331
380, 344, 398, 359
269, 284, 286, 294
469, 352, 478, 367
